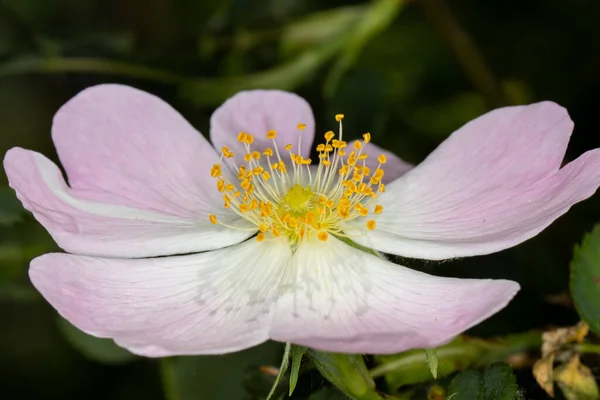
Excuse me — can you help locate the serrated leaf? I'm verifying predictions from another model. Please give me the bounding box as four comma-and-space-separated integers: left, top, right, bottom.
447, 370, 482, 400
57, 317, 137, 365
571, 224, 600, 335
289, 345, 307, 396
447, 363, 517, 400
482, 363, 518, 400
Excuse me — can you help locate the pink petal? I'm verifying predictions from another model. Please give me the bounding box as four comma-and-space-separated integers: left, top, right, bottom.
210, 90, 315, 162
30, 238, 293, 356
350, 101, 600, 260
348, 140, 413, 183
270, 237, 518, 354
4, 148, 253, 257
52, 84, 224, 219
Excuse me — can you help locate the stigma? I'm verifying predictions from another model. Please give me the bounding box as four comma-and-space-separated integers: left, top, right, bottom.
208, 114, 386, 246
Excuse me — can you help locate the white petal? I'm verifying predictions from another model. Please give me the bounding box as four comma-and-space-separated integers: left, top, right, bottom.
30, 237, 292, 356
270, 236, 519, 354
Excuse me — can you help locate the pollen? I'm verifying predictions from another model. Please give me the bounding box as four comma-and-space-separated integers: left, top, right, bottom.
208, 116, 385, 247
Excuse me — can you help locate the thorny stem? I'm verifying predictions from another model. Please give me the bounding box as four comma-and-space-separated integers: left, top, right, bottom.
418, 0, 509, 108
370, 331, 542, 379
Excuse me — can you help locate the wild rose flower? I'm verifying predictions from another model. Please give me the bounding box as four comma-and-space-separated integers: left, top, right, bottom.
4, 85, 600, 356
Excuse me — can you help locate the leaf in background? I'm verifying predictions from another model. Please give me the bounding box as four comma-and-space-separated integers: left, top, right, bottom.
180, 34, 346, 107
323, 0, 405, 98
289, 345, 307, 396
279, 5, 364, 58
0, 186, 24, 226
327, 69, 389, 139
57, 317, 138, 365
571, 224, 600, 335
161, 342, 281, 400
446, 362, 518, 400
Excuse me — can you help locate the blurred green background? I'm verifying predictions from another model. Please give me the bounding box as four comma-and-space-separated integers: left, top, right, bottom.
1, 0, 600, 398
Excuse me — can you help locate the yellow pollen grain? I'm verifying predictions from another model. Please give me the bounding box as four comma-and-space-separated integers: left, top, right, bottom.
325, 131, 335, 142
240, 204, 249, 213
256, 233, 265, 242
363, 133, 371, 143
263, 148, 273, 156
262, 171, 271, 180
252, 151, 261, 160
209, 214, 217, 224
359, 207, 369, 217
297, 123, 306, 130
366, 220, 376, 230
322, 160, 331, 166
353, 141, 362, 150
285, 144, 293, 151
316, 144, 325, 152
374, 205, 383, 214
317, 231, 329, 241
266, 129, 277, 139
244, 134, 255, 145
237, 132, 247, 142
378, 154, 387, 164
335, 114, 344, 122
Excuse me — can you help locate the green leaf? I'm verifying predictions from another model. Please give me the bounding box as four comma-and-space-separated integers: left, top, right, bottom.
447, 370, 482, 400
481, 363, 518, 400
279, 6, 364, 57
447, 362, 518, 400
266, 342, 291, 400
160, 342, 281, 400
323, 0, 405, 97
0, 187, 24, 226
289, 345, 307, 396
424, 348, 438, 379
571, 224, 600, 335
57, 317, 137, 365
308, 350, 383, 400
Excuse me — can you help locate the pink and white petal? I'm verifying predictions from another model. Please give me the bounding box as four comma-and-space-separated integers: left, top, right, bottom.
52, 84, 225, 219
348, 140, 413, 183
30, 237, 292, 357
270, 237, 519, 354
349, 101, 600, 260
4, 148, 254, 257
210, 90, 315, 163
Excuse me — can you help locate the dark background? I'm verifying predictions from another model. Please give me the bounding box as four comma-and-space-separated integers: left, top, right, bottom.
1, 0, 599, 398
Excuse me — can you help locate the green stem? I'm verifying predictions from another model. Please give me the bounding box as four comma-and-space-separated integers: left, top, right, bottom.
0, 56, 186, 84
160, 358, 180, 400
577, 343, 600, 355
419, 0, 509, 108
370, 331, 541, 379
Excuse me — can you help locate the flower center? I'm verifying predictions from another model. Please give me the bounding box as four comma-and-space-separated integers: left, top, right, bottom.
208, 114, 386, 247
